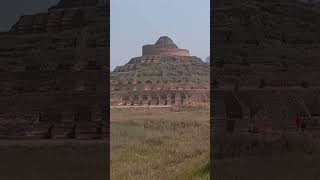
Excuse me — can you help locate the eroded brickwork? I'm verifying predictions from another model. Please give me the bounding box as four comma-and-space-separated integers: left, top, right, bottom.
111, 36, 210, 107
0, 0, 108, 139
212, 0, 320, 135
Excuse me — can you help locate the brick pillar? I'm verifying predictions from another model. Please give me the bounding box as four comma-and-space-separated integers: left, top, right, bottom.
175, 92, 181, 105
170, 92, 176, 105
147, 94, 152, 106
138, 95, 143, 106
159, 93, 166, 105
129, 95, 134, 106
166, 93, 171, 105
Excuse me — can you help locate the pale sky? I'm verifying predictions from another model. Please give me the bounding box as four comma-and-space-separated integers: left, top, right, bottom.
111, 0, 210, 70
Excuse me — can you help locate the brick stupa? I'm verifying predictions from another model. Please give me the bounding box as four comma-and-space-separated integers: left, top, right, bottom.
142, 36, 189, 56
111, 36, 210, 106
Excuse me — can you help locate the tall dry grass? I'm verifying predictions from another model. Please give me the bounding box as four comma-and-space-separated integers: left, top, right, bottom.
213, 132, 320, 180
110, 105, 210, 180
0, 142, 108, 180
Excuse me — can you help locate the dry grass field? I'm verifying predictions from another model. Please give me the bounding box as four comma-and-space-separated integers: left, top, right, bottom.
0, 140, 108, 180
110, 105, 210, 180
213, 133, 320, 180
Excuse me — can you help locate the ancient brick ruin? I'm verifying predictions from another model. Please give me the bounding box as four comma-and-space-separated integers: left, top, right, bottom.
142, 36, 190, 57
212, 0, 320, 135
111, 36, 210, 106
0, 0, 108, 139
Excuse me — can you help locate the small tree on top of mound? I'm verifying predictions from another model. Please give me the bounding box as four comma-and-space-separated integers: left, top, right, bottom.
205, 56, 210, 64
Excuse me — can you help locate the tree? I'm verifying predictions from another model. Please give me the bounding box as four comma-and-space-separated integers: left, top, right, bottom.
205, 56, 210, 64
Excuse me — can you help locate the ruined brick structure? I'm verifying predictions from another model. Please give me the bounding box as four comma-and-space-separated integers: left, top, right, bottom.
142, 36, 189, 56
212, 0, 320, 134
0, 0, 108, 139
111, 36, 209, 106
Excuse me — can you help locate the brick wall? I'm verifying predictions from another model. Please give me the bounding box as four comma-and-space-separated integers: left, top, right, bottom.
142, 45, 189, 56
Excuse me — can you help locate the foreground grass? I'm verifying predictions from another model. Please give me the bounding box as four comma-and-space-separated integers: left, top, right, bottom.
0, 141, 108, 180
213, 133, 320, 180
110, 105, 210, 180
214, 153, 320, 180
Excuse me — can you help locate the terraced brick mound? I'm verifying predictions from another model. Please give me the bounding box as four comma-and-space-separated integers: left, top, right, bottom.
110, 36, 210, 107
212, 0, 320, 135
0, 0, 108, 139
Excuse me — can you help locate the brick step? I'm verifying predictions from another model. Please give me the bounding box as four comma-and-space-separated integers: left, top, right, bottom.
76, 134, 100, 140
52, 122, 75, 137
306, 126, 320, 130
25, 132, 47, 139
75, 122, 103, 139
25, 122, 52, 138
0, 135, 31, 140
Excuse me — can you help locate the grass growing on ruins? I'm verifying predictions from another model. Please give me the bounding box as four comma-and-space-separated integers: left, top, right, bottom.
0, 141, 108, 180
110, 105, 210, 180
213, 133, 320, 180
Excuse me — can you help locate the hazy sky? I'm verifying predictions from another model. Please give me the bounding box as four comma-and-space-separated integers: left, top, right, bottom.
0, 0, 59, 32
111, 0, 210, 70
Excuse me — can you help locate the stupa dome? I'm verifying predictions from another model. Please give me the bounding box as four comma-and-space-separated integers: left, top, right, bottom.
142, 36, 189, 56
154, 36, 178, 49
